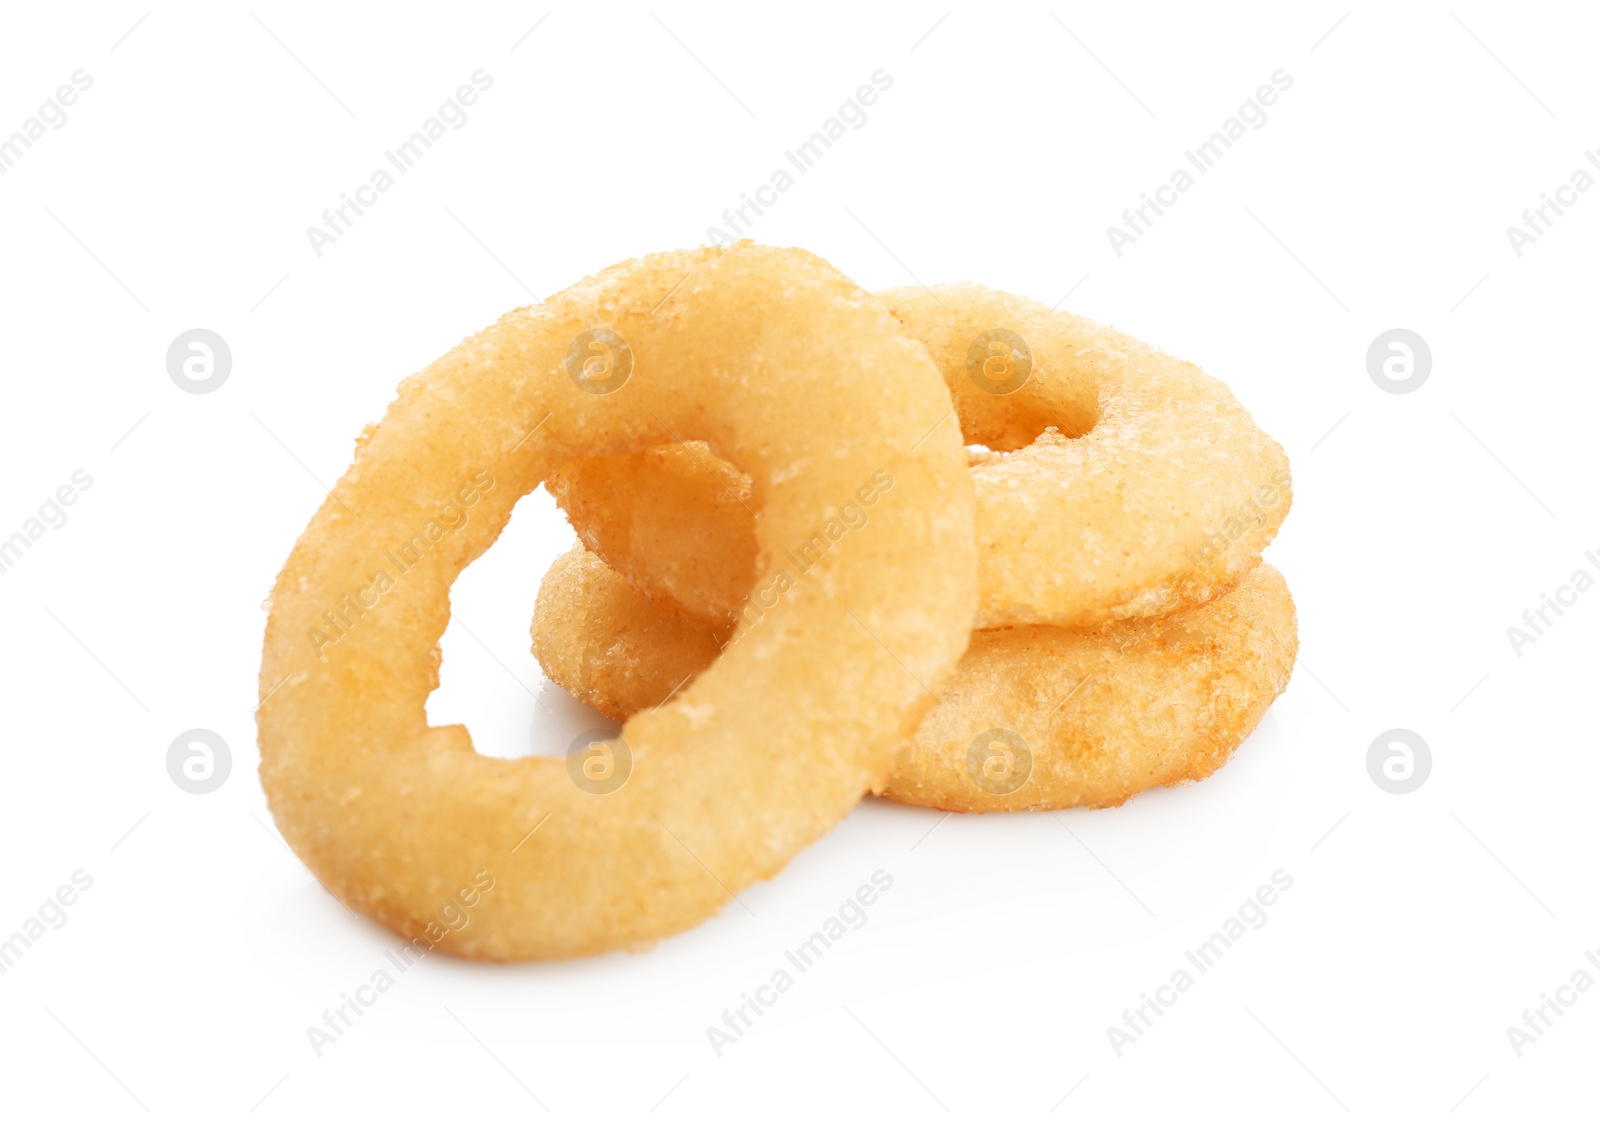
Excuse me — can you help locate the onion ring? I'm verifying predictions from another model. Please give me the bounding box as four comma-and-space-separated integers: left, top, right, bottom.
257, 244, 977, 959
547, 285, 1290, 630
534, 547, 1296, 811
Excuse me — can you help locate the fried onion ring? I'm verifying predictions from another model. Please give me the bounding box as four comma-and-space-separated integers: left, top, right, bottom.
534, 547, 1296, 811
547, 285, 1290, 630
257, 244, 977, 959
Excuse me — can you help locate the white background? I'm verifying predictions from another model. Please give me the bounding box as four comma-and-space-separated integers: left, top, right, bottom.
0, 2, 1594, 1119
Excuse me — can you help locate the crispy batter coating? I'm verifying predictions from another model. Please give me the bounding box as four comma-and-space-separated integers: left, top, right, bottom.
257, 244, 977, 960
546, 442, 756, 618
885, 563, 1297, 811
535, 547, 1296, 811
533, 544, 726, 721
547, 285, 1290, 629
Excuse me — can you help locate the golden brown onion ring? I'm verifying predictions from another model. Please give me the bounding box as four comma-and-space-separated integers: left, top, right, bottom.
534, 547, 1296, 811
548, 285, 1290, 631
258, 244, 976, 959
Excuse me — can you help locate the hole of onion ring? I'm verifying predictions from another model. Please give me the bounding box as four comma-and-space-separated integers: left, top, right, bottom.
426, 483, 614, 761
958, 399, 1098, 453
